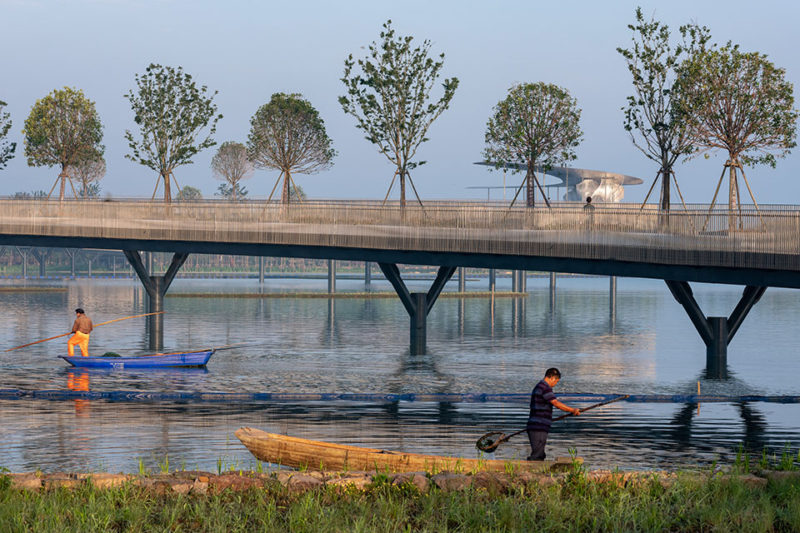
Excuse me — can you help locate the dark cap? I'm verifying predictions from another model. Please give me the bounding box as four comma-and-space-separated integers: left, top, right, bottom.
75, 308, 85, 314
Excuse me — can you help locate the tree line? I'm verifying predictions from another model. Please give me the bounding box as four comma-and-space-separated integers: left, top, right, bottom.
0, 10, 796, 211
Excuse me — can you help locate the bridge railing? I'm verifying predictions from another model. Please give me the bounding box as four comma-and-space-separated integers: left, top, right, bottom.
1, 199, 799, 271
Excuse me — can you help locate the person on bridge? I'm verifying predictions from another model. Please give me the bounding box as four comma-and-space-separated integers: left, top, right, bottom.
67, 308, 93, 357
527, 367, 580, 461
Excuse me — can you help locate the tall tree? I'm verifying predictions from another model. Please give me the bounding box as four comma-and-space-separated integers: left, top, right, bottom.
22, 88, 104, 201
340, 20, 458, 207
676, 42, 798, 225
483, 82, 582, 208
67, 156, 106, 198
0, 100, 15, 170
124, 64, 222, 203
211, 141, 253, 202
617, 8, 710, 212
247, 93, 334, 204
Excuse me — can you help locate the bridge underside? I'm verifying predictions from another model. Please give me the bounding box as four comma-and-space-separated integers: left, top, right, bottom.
0, 233, 782, 370
0, 233, 795, 289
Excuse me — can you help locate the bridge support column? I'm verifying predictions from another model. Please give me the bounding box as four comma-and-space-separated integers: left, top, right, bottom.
666, 281, 766, 378
549, 272, 557, 309
65, 249, 77, 277
124, 250, 189, 351
378, 263, 456, 354
30, 248, 50, 278
365, 262, 372, 290
488, 269, 496, 292
258, 257, 265, 284
609, 276, 618, 331
458, 267, 466, 293
328, 259, 336, 294
15, 247, 29, 279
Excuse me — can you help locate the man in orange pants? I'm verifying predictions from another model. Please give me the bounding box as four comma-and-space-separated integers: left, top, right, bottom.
67, 308, 93, 357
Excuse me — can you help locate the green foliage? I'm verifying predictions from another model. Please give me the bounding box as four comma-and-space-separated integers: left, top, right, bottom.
124, 64, 223, 203
340, 20, 458, 206
1, 474, 799, 532
67, 156, 105, 198
617, 8, 710, 210
22, 87, 104, 201
290, 183, 306, 202
211, 141, 253, 201
76, 183, 100, 198
12, 190, 47, 199
216, 182, 248, 200
0, 100, 15, 170
483, 82, 582, 207
248, 93, 334, 204
176, 185, 203, 201
676, 42, 798, 168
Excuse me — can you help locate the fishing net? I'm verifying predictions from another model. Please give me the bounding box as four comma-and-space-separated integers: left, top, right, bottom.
475, 431, 506, 452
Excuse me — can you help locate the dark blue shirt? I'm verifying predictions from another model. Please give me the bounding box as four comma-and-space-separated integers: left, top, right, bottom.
527, 380, 557, 430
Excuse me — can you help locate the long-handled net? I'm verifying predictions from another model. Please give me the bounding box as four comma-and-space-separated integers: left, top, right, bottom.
476, 395, 629, 452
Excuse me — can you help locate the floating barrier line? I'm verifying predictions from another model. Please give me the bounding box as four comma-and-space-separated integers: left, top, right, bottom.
1, 390, 800, 404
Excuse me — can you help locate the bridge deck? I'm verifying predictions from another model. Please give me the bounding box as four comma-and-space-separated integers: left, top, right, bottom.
1, 200, 798, 287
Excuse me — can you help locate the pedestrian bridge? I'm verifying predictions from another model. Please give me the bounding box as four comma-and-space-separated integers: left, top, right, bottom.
1, 199, 797, 286
1, 199, 798, 362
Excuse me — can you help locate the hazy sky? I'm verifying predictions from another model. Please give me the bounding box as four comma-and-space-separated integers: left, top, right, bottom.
2, 0, 799, 204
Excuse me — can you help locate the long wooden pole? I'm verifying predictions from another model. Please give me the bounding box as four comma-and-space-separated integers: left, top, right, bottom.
476, 395, 629, 452
4, 311, 166, 352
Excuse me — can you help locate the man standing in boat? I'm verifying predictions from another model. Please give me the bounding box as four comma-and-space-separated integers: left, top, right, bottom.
67, 308, 93, 357
527, 367, 580, 461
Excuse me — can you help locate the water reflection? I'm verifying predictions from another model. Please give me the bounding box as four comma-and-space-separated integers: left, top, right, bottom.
1, 278, 799, 473
66, 370, 90, 416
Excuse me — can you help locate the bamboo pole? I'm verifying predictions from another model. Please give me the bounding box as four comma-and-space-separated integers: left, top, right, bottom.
4, 311, 166, 352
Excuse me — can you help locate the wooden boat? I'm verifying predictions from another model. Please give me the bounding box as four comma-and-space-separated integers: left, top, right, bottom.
59, 349, 214, 369
235, 427, 580, 473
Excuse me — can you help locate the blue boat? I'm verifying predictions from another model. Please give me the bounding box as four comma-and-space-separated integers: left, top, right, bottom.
59, 349, 214, 369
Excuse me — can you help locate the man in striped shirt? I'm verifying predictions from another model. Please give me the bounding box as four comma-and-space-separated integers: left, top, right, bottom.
527, 367, 580, 461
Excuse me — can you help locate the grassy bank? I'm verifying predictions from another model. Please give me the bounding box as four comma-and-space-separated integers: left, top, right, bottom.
2, 470, 799, 532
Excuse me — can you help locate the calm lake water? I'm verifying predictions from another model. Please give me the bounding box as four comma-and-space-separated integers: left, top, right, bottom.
1, 274, 799, 473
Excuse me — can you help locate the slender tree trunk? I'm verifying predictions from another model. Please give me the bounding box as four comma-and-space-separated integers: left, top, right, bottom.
728, 157, 739, 232
59, 166, 68, 202
399, 169, 407, 208
163, 171, 172, 203
659, 165, 671, 212
525, 163, 535, 208
282, 170, 291, 205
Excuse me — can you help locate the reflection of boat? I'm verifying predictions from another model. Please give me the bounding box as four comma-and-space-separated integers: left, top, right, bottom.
235, 427, 578, 473
59, 349, 214, 369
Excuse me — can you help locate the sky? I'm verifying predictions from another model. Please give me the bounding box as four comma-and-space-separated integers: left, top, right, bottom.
1, 0, 799, 204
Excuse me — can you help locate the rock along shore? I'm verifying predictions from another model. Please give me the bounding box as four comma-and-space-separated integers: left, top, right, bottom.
6, 468, 798, 495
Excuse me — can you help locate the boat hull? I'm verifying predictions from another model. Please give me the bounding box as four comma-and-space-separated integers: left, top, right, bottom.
59, 350, 214, 369
235, 427, 579, 473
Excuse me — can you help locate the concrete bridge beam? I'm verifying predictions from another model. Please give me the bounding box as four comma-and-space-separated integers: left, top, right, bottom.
124, 250, 189, 351
377, 263, 457, 354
